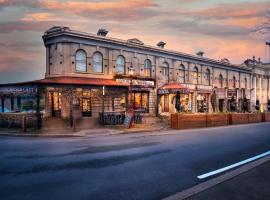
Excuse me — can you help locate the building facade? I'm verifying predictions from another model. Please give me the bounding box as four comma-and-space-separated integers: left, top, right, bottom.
1, 26, 268, 128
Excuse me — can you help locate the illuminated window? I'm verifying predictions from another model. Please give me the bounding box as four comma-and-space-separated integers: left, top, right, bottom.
133, 92, 149, 112
116, 55, 125, 74
178, 64, 185, 83
93, 52, 103, 73
75, 50, 87, 72
144, 59, 151, 77
192, 66, 199, 84
82, 90, 91, 116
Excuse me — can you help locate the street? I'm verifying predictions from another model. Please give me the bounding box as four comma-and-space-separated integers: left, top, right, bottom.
0, 123, 270, 200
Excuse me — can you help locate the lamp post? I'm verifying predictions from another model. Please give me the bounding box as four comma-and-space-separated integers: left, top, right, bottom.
128, 66, 135, 127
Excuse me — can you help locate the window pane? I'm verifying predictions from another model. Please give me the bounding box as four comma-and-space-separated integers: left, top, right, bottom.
93, 52, 103, 73
144, 60, 151, 77
134, 93, 141, 109
76, 50, 87, 72
141, 93, 148, 110
116, 56, 125, 74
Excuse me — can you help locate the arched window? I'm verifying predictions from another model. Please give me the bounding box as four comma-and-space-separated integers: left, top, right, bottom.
93, 52, 103, 73
192, 66, 199, 84
178, 64, 185, 83
233, 76, 236, 88
144, 59, 151, 77
205, 69, 210, 85
116, 55, 125, 74
219, 74, 223, 88
75, 50, 87, 72
162, 62, 169, 81
244, 78, 248, 89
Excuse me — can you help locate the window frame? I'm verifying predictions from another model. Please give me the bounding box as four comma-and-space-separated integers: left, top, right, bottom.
75, 49, 87, 72
92, 51, 103, 73
116, 55, 125, 74
162, 62, 169, 81
144, 59, 152, 77
178, 64, 185, 83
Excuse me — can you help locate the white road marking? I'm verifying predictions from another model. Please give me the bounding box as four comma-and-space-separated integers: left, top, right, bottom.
197, 150, 270, 179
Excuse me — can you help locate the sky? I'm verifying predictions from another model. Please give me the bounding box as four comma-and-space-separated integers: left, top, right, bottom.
0, 0, 270, 83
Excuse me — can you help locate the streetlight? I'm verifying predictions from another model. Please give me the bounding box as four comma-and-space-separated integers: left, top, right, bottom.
128, 66, 135, 111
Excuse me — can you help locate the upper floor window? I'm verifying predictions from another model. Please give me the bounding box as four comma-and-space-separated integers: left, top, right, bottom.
116, 55, 125, 74
219, 74, 223, 88
93, 52, 103, 73
192, 66, 199, 84
75, 50, 87, 72
178, 64, 185, 83
244, 78, 248, 89
144, 59, 151, 77
233, 76, 236, 88
162, 62, 169, 81
205, 69, 210, 85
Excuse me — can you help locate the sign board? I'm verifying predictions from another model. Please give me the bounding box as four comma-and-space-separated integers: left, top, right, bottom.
116, 79, 155, 88
181, 83, 213, 91
0, 86, 37, 95
157, 88, 190, 95
124, 113, 133, 128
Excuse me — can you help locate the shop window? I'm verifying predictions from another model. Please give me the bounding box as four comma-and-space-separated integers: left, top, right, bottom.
162, 62, 169, 81
163, 94, 169, 112
116, 55, 125, 74
197, 94, 208, 113
82, 91, 92, 117
219, 74, 223, 88
192, 66, 199, 84
144, 59, 151, 77
50, 92, 61, 117
133, 92, 149, 112
178, 64, 185, 83
205, 69, 210, 85
93, 52, 103, 73
75, 50, 87, 72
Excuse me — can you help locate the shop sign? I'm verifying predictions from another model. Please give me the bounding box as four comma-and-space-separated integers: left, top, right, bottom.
0, 86, 37, 94
116, 79, 155, 87
181, 84, 213, 91
227, 89, 237, 98
158, 88, 190, 95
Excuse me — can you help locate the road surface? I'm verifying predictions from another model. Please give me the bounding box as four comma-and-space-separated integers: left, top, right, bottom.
0, 123, 270, 200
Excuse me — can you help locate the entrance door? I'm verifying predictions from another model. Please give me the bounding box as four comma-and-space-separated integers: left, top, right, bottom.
51, 92, 61, 117
219, 99, 224, 112
82, 98, 92, 117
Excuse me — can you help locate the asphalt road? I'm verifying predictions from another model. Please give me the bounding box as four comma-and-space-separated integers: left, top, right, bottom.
0, 123, 270, 200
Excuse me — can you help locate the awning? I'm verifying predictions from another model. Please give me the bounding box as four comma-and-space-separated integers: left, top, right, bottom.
0, 76, 128, 87
158, 83, 190, 95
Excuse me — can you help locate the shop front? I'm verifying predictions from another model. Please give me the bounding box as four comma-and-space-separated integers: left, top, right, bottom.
157, 83, 191, 115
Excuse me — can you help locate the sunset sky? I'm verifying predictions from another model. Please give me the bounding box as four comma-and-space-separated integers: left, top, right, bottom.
0, 0, 269, 83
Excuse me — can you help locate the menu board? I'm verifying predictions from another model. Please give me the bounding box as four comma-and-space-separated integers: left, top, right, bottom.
124, 113, 133, 128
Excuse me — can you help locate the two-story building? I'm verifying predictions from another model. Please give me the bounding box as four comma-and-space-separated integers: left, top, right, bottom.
0, 26, 260, 129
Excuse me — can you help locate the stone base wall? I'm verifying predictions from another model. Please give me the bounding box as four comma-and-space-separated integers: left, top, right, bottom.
206, 114, 228, 127
230, 113, 249, 125
248, 113, 263, 123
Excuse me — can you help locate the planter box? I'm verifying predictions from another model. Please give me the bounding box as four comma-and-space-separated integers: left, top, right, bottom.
206, 114, 228, 127
264, 113, 270, 122
230, 113, 249, 125
248, 113, 262, 123
170, 114, 206, 129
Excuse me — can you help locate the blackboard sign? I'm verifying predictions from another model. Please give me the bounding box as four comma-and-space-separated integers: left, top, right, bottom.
124, 113, 133, 128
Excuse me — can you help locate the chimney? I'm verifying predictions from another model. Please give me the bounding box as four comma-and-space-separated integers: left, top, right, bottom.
157, 41, 166, 48
196, 51, 204, 57
97, 28, 108, 36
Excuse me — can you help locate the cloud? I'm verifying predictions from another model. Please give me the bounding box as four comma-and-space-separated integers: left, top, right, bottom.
0, 0, 159, 21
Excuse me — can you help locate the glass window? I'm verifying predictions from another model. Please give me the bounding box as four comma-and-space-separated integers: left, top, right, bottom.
204, 69, 210, 85
179, 64, 185, 83
133, 92, 149, 112
244, 78, 248, 89
219, 74, 223, 88
192, 66, 199, 84
144, 59, 151, 77
162, 62, 169, 81
75, 50, 87, 72
93, 52, 103, 73
233, 76, 236, 88
116, 56, 125, 74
